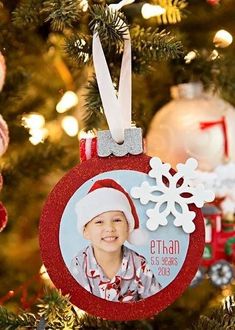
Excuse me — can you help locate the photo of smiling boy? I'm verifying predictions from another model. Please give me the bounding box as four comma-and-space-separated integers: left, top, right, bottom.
70, 178, 161, 302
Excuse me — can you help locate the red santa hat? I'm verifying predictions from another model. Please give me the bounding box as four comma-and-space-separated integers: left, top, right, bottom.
75, 178, 147, 245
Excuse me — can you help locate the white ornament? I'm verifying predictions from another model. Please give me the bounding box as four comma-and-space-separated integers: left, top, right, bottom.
146, 82, 235, 172
131, 157, 214, 233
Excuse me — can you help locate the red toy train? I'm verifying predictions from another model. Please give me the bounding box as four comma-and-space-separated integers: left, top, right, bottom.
192, 204, 235, 287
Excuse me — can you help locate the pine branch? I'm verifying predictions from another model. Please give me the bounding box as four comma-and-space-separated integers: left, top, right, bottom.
89, 5, 128, 51
12, 0, 44, 28
156, 0, 188, 24
0, 307, 37, 330
65, 33, 92, 67
82, 76, 106, 131
82, 26, 183, 128
0, 68, 29, 116
42, 0, 83, 31
1, 142, 73, 188
131, 26, 183, 73
193, 306, 235, 330
0, 287, 154, 330
37, 289, 80, 329
169, 48, 235, 107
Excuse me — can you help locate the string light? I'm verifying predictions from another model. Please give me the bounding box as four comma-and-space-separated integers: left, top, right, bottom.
29, 128, 48, 145
184, 50, 197, 64
22, 113, 45, 129
141, 4, 166, 19
39, 264, 54, 287
213, 29, 233, 48
22, 113, 48, 145
209, 49, 219, 60
39, 264, 51, 281
61, 116, 79, 137
73, 305, 86, 318
56, 91, 79, 113
80, 0, 88, 12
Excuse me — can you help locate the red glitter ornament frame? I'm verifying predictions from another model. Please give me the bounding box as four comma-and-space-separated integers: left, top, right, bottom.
39, 154, 204, 320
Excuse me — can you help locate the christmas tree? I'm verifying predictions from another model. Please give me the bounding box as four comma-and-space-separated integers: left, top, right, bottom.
0, 0, 235, 329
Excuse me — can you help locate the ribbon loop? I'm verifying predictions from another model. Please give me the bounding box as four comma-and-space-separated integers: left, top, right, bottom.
92, 2, 133, 143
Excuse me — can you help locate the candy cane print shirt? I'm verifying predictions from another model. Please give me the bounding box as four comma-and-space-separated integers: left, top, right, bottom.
70, 245, 161, 302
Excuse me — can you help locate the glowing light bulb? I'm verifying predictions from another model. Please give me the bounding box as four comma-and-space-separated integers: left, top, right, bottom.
184, 51, 197, 64
73, 305, 86, 317
39, 265, 51, 281
22, 113, 45, 129
213, 29, 233, 48
141, 4, 166, 19
80, 0, 88, 12
61, 116, 79, 137
209, 49, 219, 60
29, 127, 48, 145
56, 91, 79, 113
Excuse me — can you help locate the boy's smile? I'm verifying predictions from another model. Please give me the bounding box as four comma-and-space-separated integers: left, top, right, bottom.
83, 210, 129, 254
102, 236, 118, 242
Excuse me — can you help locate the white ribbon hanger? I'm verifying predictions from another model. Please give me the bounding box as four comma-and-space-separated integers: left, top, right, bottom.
92, 0, 134, 143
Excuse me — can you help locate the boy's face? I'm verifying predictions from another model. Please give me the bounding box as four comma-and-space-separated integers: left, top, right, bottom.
83, 211, 129, 254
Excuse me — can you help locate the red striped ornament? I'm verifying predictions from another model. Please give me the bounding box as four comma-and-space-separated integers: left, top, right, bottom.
0, 202, 7, 232
0, 52, 6, 92
79, 136, 97, 162
0, 115, 9, 157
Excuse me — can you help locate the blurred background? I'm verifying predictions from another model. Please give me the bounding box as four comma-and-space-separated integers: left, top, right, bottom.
0, 0, 235, 328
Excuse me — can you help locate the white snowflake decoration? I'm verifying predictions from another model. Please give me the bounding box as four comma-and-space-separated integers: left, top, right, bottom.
131, 157, 215, 234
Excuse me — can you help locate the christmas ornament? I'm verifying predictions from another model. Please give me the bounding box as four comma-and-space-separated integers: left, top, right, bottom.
40, 154, 209, 319
40, 3, 211, 320
0, 114, 9, 157
0, 202, 8, 232
0, 52, 6, 92
191, 204, 235, 287
79, 131, 97, 162
146, 82, 235, 172
0, 174, 3, 191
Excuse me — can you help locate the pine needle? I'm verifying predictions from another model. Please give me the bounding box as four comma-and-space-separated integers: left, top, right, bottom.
42, 0, 82, 31
89, 5, 128, 51
65, 34, 91, 66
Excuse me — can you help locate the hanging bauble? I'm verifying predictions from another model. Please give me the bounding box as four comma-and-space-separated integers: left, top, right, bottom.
39, 7, 213, 319
0, 52, 6, 92
146, 82, 235, 171
0, 174, 3, 191
0, 202, 8, 232
0, 115, 9, 157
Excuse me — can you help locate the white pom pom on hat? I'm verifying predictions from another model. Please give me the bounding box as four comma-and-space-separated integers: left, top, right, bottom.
75, 178, 148, 245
